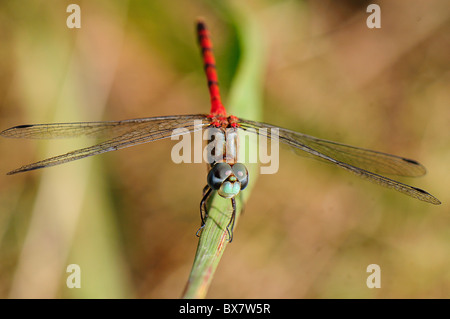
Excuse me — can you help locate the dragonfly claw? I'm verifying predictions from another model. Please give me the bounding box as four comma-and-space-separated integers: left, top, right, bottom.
196, 225, 205, 238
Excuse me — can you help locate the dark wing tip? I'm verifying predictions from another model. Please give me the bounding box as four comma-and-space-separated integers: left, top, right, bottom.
1, 124, 32, 137
13, 124, 34, 129
411, 186, 441, 205
400, 157, 427, 176
7, 165, 46, 175
412, 186, 428, 194
402, 157, 420, 165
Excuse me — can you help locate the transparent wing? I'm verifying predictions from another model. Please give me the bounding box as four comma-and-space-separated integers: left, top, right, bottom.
1, 114, 209, 175
238, 118, 440, 205
1, 114, 208, 139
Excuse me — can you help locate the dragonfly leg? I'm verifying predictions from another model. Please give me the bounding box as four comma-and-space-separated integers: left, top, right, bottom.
226, 198, 237, 243
197, 186, 212, 237
202, 184, 209, 197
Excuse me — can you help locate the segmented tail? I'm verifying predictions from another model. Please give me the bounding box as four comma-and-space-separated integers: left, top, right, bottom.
196, 19, 227, 117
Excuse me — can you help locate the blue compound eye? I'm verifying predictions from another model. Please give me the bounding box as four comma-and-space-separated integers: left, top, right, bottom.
231, 163, 249, 190
207, 163, 232, 190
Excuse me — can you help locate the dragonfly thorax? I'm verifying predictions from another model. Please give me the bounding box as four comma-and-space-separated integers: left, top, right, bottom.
205, 126, 239, 167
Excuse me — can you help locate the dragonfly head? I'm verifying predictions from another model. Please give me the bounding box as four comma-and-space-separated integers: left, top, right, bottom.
207, 162, 249, 199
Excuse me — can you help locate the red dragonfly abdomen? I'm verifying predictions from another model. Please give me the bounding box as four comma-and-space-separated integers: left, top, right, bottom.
197, 19, 228, 123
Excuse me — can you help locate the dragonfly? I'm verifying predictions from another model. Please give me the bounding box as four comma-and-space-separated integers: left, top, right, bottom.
0, 19, 441, 242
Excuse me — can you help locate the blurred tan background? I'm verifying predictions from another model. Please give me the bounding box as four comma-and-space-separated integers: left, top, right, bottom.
0, 0, 449, 298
